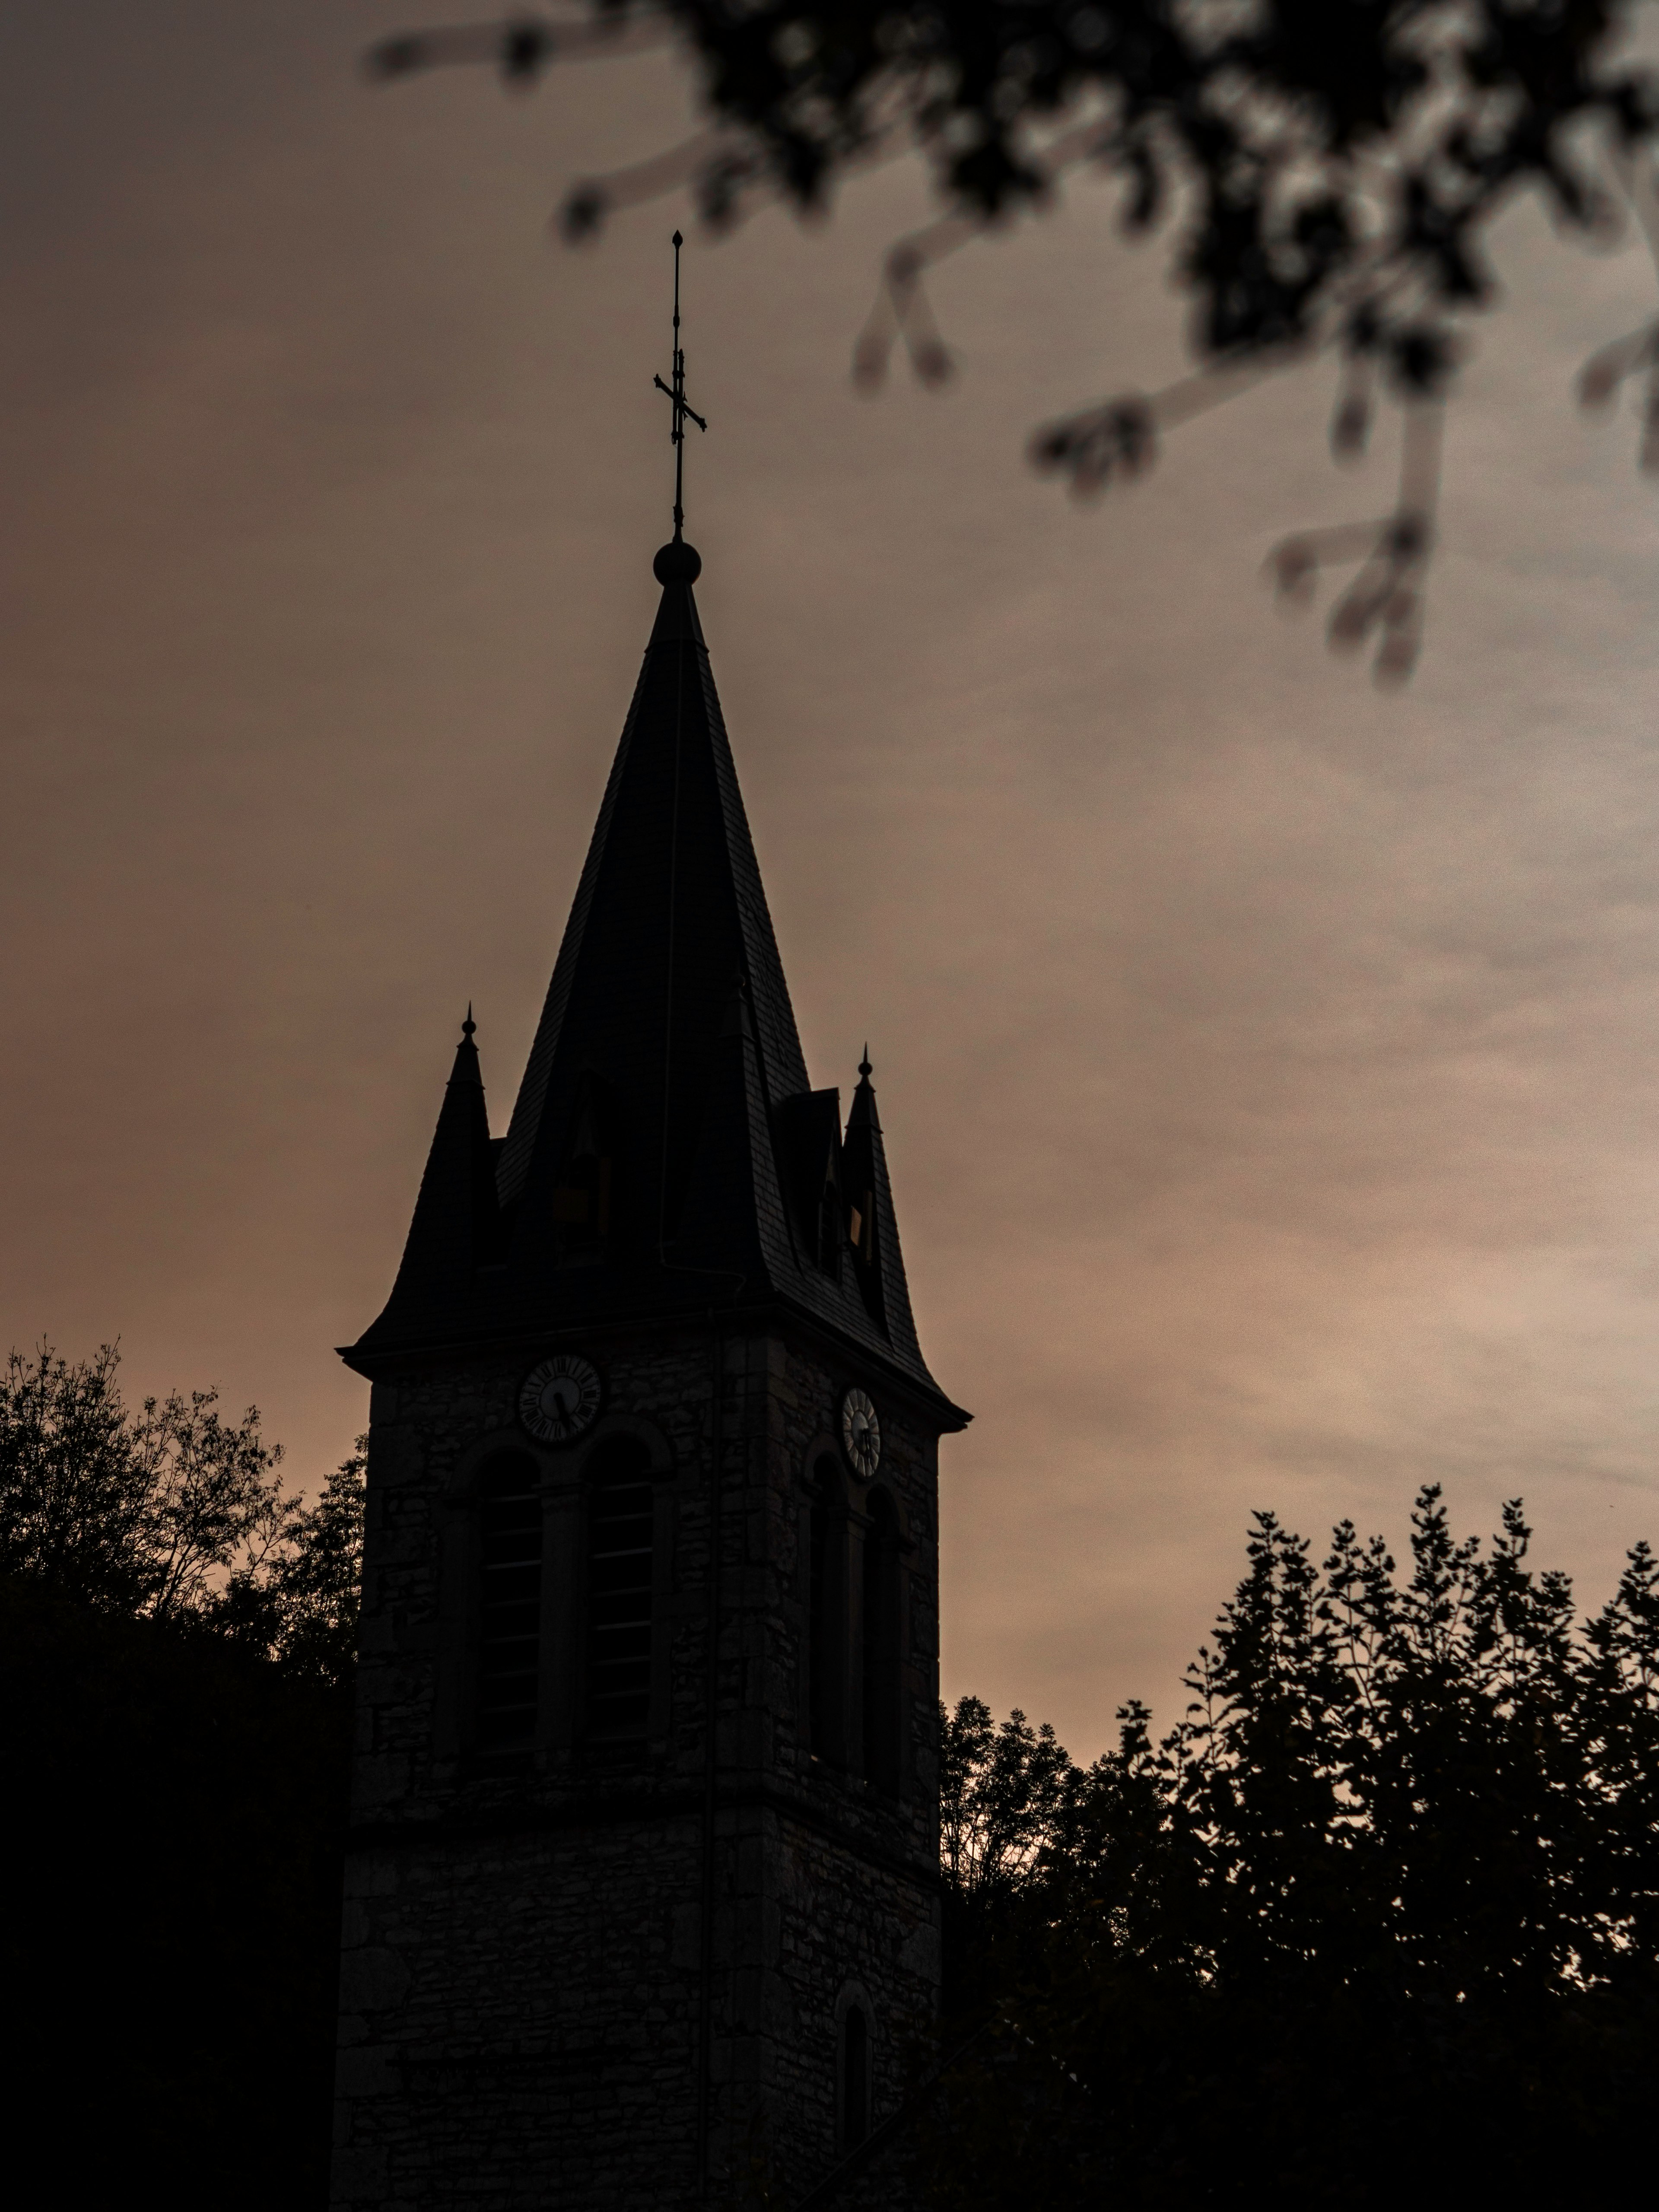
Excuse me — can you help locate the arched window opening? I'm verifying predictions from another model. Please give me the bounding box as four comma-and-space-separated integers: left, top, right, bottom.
861, 1489, 902, 1796
584, 1436, 655, 1739
477, 1451, 543, 1749
809, 1458, 844, 1765
841, 2005, 869, 2152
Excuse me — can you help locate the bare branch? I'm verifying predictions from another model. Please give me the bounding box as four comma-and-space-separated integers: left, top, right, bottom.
1268, 404, 1443, 691
561, 128, 727, 242
366, 10, 670, 87
853, 115, 1113, 393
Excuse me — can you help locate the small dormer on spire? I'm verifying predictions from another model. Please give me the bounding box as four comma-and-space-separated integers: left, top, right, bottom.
670, 972, 770, 1288
357, 1010, 501, 1347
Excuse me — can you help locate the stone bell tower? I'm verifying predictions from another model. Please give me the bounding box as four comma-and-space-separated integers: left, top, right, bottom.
329, 527, 968, 2211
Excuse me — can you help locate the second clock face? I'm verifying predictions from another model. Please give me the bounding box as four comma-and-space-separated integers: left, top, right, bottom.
841, 1388, 881, 1481
519, 1355, 602, 1445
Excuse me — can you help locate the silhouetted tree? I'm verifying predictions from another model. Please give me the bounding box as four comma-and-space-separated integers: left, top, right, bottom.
0, 1343, 366, 2208
941, 1694, 1072, 1894
372, 3, 1659, 680
0, 1580, 351, 2211
938, 1693, 1073, 2017
210, 1439, 368, 1689
928, 1487, 1659, 2206
0, 1342, 365, 1688
0, 1342, 283, 1610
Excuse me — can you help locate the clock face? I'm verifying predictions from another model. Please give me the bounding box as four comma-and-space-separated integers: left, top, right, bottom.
518, 1355, 602, 1445
840, 1388, 881, 1481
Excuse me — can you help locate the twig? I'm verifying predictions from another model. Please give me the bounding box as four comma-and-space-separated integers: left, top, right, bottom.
365, 10, 671, 85
852, 115, 1113, 392
1266, 402, 1444, 689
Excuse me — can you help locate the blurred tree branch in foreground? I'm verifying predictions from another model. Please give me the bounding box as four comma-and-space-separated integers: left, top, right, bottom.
371, 2, 1659, 683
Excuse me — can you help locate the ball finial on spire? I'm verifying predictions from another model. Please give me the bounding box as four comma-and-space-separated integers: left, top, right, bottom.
858, 1044, 873, 1081
654, 539, 702, 584
462, 1004, 476, 1041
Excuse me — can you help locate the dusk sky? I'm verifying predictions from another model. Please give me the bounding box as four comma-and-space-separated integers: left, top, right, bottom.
9, 3, 1659, 1757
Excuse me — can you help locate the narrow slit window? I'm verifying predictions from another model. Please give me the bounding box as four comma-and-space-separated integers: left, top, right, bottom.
585, 1439, 655, 1739
809, 1459, 842, 1764
841, 2005, 869, 2151
477, 1451, 543, 1749
861, 1488, 902, 1795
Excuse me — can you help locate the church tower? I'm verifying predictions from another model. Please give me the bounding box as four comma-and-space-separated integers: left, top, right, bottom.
330, 502, 968, 2206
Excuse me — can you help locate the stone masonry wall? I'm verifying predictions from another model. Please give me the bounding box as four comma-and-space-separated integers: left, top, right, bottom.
332, 1314, 944, 2211
335, 1821, 704, 2212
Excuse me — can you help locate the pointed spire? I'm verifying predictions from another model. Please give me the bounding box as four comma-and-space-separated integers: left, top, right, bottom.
346, 559, 963, 1427
841, 1045, 928, 1376
350, 1013, 499, 1350
492, 546, 809, 1255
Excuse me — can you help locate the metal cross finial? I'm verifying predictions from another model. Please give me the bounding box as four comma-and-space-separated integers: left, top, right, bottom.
653, 231, 707, 542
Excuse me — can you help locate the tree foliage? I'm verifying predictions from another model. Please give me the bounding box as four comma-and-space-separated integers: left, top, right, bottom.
0, 1342, 365, 2207
931, 1485, 1659, 2204
375, 3, 1659, 680
0, 1342, 364, 1685
377, 0, 1650, 374
0, 1581, 349, 2211
940, 1694, 1072, 1894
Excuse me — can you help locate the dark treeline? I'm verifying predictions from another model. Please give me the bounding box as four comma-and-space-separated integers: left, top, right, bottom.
0, 1346, 362, 2210
8, 1344, 1659, 2204
929, 1490, 1659, 2207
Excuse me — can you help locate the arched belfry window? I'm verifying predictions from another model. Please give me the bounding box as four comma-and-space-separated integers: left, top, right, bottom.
809, 1457, 847, 1767
584, 1436, 656, 1740
476, 1451, 543, 1749
861, 1487, 903, 1796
